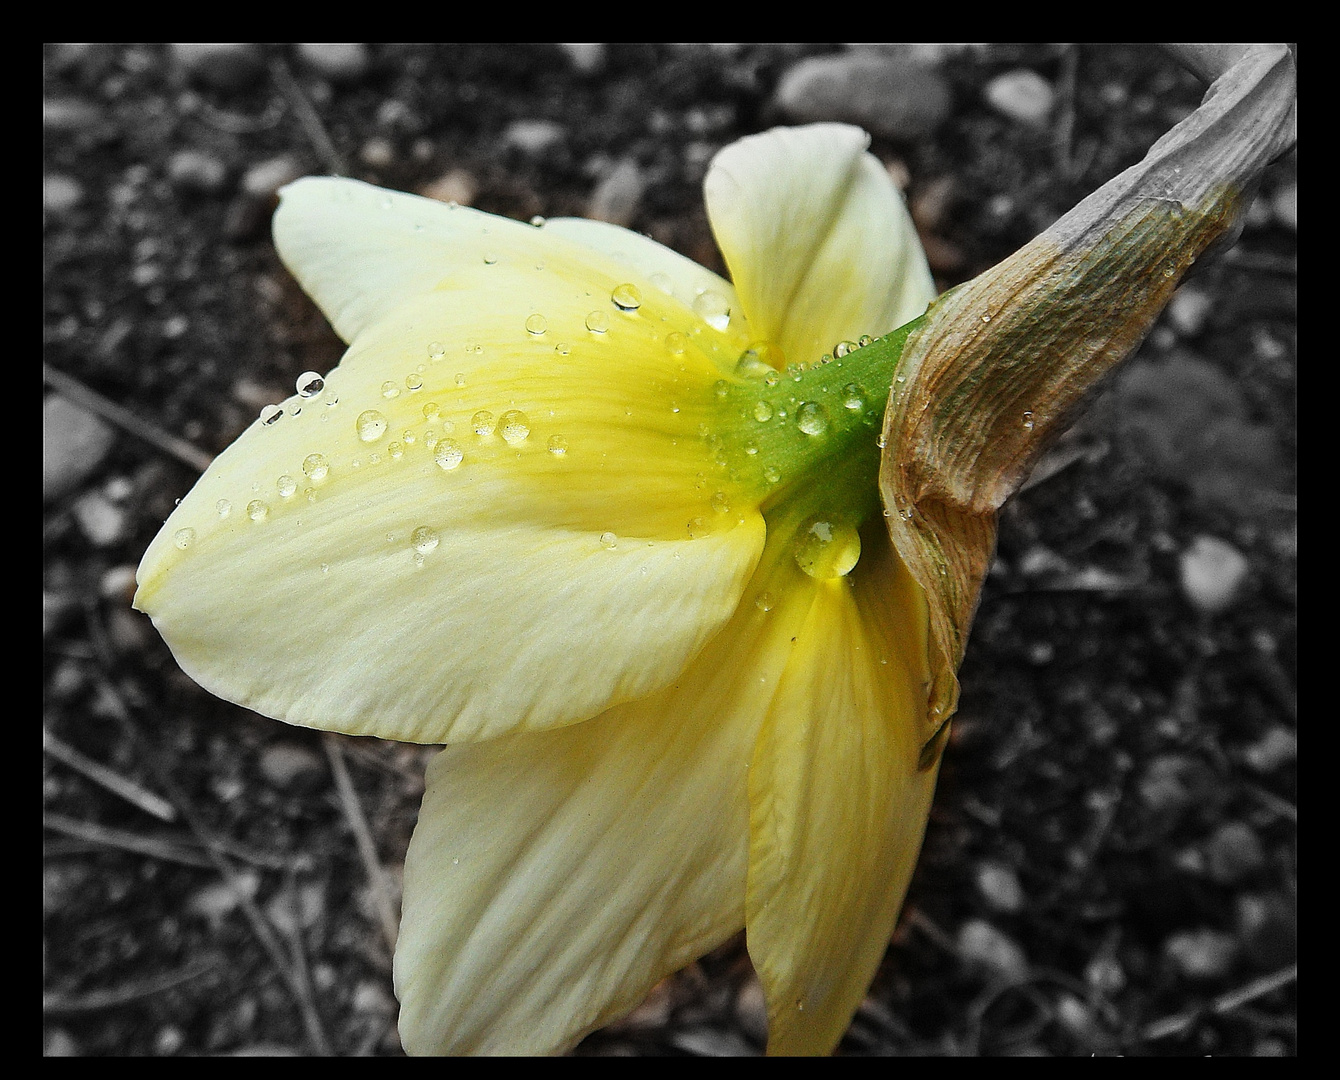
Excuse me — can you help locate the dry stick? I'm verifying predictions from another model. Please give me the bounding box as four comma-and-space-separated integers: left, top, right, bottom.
43, 957, 219, 1016
42, 363, 213, 475
43, 811, 214, 868
1141, 964, 1297, 1042
271, 57, 348, 177
43, 727, 177, 823
324, 733, 401, 958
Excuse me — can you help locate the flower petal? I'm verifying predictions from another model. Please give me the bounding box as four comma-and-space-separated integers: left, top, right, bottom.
704, 123, 935, 368
394, 530, 819, 1054
135, 237, 767, 744
745, 520, 938, 1055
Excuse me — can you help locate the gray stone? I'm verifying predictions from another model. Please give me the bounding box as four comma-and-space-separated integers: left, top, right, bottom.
296, 43, 370, 84
984, 68, 1055, 126
1180, 535, 1249, 614
43, 174, 83, 216
587, 157, 645, 227
774, 50, 951, 141
43, 394, 116, 502
168, 149, 229, 195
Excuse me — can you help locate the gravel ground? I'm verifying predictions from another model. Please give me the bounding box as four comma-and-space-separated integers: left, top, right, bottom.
43, 43, 1296, 1056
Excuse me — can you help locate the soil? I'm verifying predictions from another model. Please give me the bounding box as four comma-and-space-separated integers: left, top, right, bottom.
43, 44, 1296, 1057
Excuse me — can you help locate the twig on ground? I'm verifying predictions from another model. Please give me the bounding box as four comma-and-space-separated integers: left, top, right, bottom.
43, 363, 214, 475
324, 733, 401, 958
44, 727, 177, 822
1140, 963, 1297, 1043
43, 957, 219, 1015
43, 811, 213, 868
271, 57, 348, 176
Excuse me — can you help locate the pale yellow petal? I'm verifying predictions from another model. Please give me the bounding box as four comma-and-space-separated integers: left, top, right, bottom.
542, 216, 753, 351
704, 123, 935, 368
395, 529, 819, 1054
745, 520, 938, 1055
135, 249, 767, 744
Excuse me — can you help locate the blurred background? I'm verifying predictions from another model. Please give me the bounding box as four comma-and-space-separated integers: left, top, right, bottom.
43, 44, 1295, 1055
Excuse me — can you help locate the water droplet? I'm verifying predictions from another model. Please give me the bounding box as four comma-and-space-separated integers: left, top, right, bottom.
295, 371, 325, 397
611, 282, 643, 310
405, 373, 423, 392
471, 410, 496, 436
599, 531, 617, 549
499, 409, 530, 443
1163, 260, 1177, 278
388, 441, 404, 460
764, 371, 780, 388
842, 384, 866, 411
585, 310, 610, 333
686, 517, 708, 539
649, 271, 674, 294
356, 410, 388, 442
753, 400, 773, 422
1022, 410, 1035, 431
788, 362, 806, 381
858, 334, 874, 347
411, 525, 440, 554
981, 312, 992, 323
755, 591, 775, 612
665, 331, 687, 354
455, 372, 467, 388
796, 401, 829, 436
714, 380, 730, 399
324, 391, 340, 406
320, 562, 330, 574
434, 439, 463, 470
794, 517, 861, 579
482, 252, 499, 265
381, 380, 401, 399
876, 434, 888, 449
277, 475, 297, 498
547, 434, 568, 455
529, 215, 546, 227
692, 290, 730, 331
711, 491, 731, 514
554, 341, 571, 356
428, 341, 446, 361
215, 498, 232, 519
895, 374, 906, 384
763, 464, 782, 484
260, 404, 283, 426
173, 527, 195, 549
247, 499, 270, 521
833, 340, 857, 358
525, 313, 548, 336
744, 443, 758, 455
422, 402, 440, 421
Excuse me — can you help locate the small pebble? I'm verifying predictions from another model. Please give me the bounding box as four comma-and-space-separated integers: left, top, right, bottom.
1179, 535, 1250, 614
241, 155, 306, 200
587, 157, 645, 227
984, 69, 1056, 126
359, 136, 395, 169
1242, 726, 1297, 773
72, 491, 129, 547
170, 43, 267, 94
1163, 927, 1238, 980
956, 918, 1029, 983
421, 168, 478, 206
295, 43, 370, 84
774, 50, 952, 141
352, 980, 396, 1015
99, 564, 140, 604
502, 118, 566, 155
187, 870, 260, 928
1165, 285, 1214, 337
559, 42, 606, 75
1204, 821, 1266, 884
1236, 893, 1296, 969
975, 861, 1026, 913
43, 97, 101, 132
43, 174, 83, 216
167, 149, 229, 195
258, 742, 326, 790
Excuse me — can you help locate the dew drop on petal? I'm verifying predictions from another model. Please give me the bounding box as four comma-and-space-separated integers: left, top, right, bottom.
796, 401, 829, 436
295, 371, 325, 398
763, 464, 782, 484
428, 341, 446, 361
529, 215, 546, 227
686, 517, 708, 539
711, 491, 731, 514
665, 331, 687, 354
482, 251, 499, 265
585, 310, 610, 333
599, 531, 617, 549
434, 439, 463, 471
422, 401, 440, 421
216, 498, 232, 519
356, 410, 388, 442
388, 441, 404, 460
411, 525, 440, 554
554, 341, 571, 356
247, 499, 270, 521
833, 340, 857, 358
381, 380, 401, 399
455, 373, 467, 388
755, 591, 775, 612
649, 271, 674, 294
611, 283, 643, 311
471, 410, 496, 436
858, 334, 875, 347
547, 434, 568, 455
794, 518, 861, 579
525, 313, 548, 336
277, 475, 297, 498
499, 409, 530, 443
692, 290, 730, 331
843, 384, 866, 411
405, 373, 423, 392
173, 527, 195, 549
260, 404, 283, 426
753, 400, 773, 422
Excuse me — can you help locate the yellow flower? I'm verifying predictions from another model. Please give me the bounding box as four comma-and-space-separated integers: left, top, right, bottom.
135, 123, 939, 1055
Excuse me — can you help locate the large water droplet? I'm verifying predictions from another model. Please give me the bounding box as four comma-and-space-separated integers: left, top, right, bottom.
763, 464, 782, 484
405, 373, 423, 392
599, 531, 617, 549
795, 401, 830, 436
277, 475, 297, 498
754, 591, 775, 612
173, 527, 195, 549
296, 371, 325, 398
428, 341, 446, 361
585, 310, 610, 333
356, 410, 388, 442
547, 434, 568, 455
794, 518, 861, 579
381, 380, 401, 399
710, 491, 730, 514
499, 409, 530, 444
686, 517, 708, 539
411, 525, 440, 554
665, 331, 687, 354
525, 313, 548, 336
260, 404, 283, 426
471, 410, 496, 436
300, 453, 329, 482
692, 290, 731, 331
434, 440, 463, 470
611, 283, 642, 311
753, 400, 773, 422
247, 499, 270, 521
833, 340, 857, 358
842, 383, 866, 411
